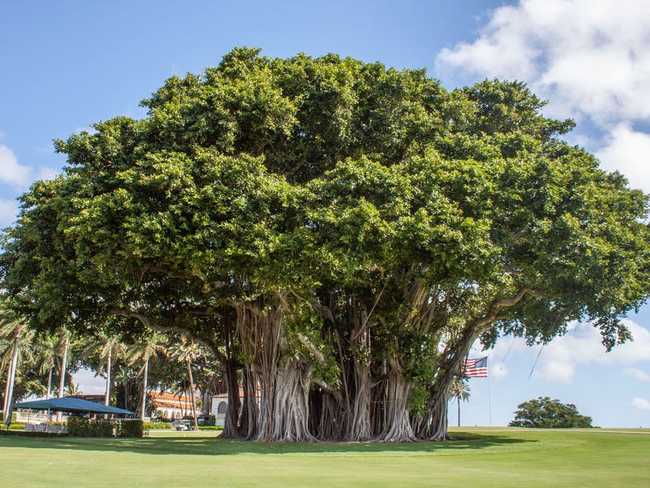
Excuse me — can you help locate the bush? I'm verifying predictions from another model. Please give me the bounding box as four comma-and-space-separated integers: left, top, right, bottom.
198, 415, 217, 426
7, 422, 25, 430
67, 417, 114, 437
198, 425, 223, 431
143, 421, 172, 430
509, 397, 593, 428
117, 419, 144, 438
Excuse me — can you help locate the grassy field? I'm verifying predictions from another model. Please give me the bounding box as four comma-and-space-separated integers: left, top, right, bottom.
0, 428, 648, 487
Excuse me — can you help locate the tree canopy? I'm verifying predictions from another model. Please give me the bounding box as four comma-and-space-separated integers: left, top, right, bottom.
1, 48, 648, 441
509, 397, 593, 428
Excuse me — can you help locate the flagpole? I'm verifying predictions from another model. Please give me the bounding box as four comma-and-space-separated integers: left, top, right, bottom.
487, 370, 492, 426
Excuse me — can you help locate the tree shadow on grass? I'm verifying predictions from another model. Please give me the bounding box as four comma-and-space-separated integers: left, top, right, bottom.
0, 431, 534, 457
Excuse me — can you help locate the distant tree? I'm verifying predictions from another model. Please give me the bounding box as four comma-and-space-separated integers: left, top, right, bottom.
82, 333, 126, 406
36, 333, 60, 399
167, 335, 204, 429
449, 377, 471, 427
128, 333, 166, 419
509, 397, 593, 428
66, 380, 80, 396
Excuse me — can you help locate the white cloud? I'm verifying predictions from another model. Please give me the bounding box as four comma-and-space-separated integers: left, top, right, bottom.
73, 368, 107, 395
485, 319, 650, 384
0, 139, 61, 191
539, 360, 575, 383
490, 361, 509, 380
36, 166, 59, 181
632, 397, 650, 411
625, 368, 650, 383
0, 198, 18, 227
596, 124, 650, 192
536, 320, 650, 383
436, 0, 650, 193
0, 144, 32, 187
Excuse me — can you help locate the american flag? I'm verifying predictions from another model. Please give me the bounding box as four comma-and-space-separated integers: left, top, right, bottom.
463, 356, 488, 378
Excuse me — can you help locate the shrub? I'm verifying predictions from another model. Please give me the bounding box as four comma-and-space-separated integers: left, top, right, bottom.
67, 417, 114, 437
198, 425, 223, 431
117, 419, 144, 438
200, 415, 217, 426
509, 397, 593, 428
8, 422, 25, 430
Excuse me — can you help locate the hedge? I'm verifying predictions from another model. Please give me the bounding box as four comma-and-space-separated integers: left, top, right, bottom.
67, 417, 114, 437
117, 419, 144, 438
66, 418, 144, 438
143, 421, 172, 430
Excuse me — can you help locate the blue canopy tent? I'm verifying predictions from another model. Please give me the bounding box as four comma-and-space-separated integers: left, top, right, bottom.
16, 398, 134, 416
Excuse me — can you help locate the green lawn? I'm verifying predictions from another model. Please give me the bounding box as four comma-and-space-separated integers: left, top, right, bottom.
1, 428, 648, 487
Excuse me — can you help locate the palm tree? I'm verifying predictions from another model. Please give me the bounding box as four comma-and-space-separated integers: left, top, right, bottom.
66, 380, 80, 396
449, 377, 471, 427
56, 331, 70, 399
52, 329, 71, 422
128, 333, 165, 419
168, 336, 203, 430
113, 365, 135, 410
36, 334, 59, 399
83, 334, 125, 406
0, 306, 29, 422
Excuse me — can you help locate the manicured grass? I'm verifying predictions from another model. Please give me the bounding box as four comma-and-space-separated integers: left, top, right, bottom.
0, 428, 648, 487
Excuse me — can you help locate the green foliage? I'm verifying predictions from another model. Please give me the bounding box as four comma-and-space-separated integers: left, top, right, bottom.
449, 378, 471, 402
0, 48, 648, 441
67, 417, 115, 437
117, 419, 144, 438
509, 397, 593, 428
143, 421, 172, 430
65, 417, 144, 437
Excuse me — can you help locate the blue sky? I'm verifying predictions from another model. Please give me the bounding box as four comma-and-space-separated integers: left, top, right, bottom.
2, 0, 649, 427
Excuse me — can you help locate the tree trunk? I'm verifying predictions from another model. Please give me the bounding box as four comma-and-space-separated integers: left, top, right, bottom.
378, 357, 415, 442
46, 367, 53, 399
348, 358, 372, 441
222, 359, 241, 438
104, 348, 112, 406
2, 344, 15, 413
236, 302, 281, 441
140, 358, 149, 419
315, 389, 345, 441
270, 360, 315, 442
239, 365, 258, 440
55, 337, 69, 422
187, 360, 198, 430
2, 365, 10, 414
457, 397, 461, 427
425, 393, 449, 440
346, 310, 373, 442
201, 390, 210, 416
3, 341, 19, 425
58, 338, 68, 398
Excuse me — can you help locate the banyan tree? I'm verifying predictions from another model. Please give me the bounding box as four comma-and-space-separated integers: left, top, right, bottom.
1, 48, 648, 442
